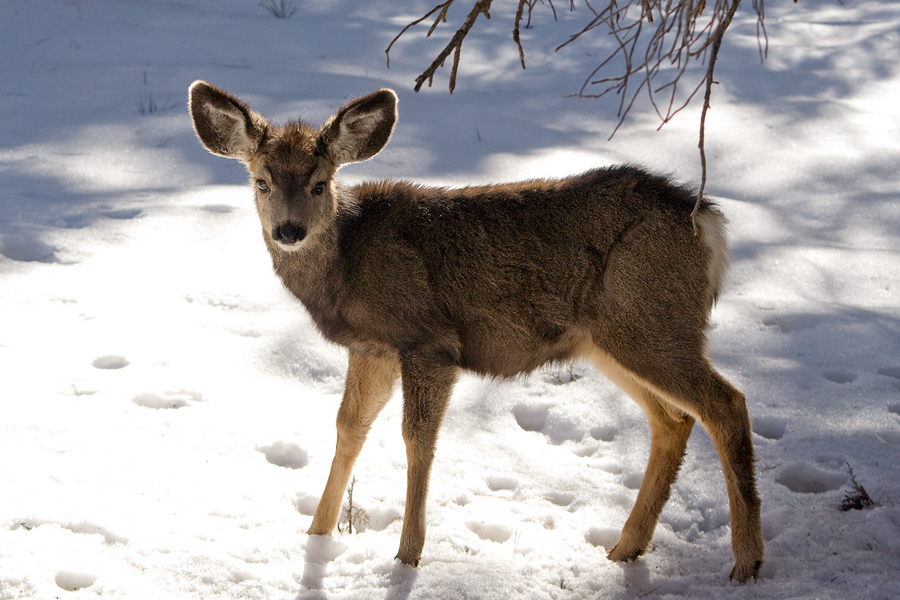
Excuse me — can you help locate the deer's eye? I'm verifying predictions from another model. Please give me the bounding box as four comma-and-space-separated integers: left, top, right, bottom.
312, 181, 326, 195
256, 179, 269, 193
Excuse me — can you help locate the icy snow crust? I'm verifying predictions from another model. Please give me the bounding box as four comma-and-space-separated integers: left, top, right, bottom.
1, 1, 899, 598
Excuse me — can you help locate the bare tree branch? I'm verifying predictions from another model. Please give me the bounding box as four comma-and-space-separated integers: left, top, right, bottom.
387, 0, 767, 230
386, 0, 494, 93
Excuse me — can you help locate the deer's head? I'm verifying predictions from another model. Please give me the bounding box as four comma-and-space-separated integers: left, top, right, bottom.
189, 81, 397, 251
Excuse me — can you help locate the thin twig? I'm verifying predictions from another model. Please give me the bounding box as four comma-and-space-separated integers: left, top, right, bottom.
693, 0, 740, 233
514, 0, 528, 68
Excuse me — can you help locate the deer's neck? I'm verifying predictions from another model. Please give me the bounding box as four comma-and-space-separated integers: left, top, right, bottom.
263, 207, 357, 346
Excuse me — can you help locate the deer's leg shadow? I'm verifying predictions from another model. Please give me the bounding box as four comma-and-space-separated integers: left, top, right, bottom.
386, 560, 419, 600
299, 534, 348, 596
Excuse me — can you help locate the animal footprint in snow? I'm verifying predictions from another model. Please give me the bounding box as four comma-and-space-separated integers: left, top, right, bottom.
102, 208, 142, 220
512, 403, 584, 444
590, 425, 618, 442
822, 370, 858, 384
883, 398, 900, 442
92, 355, 130, 370
762, 314, 822, 333
485, 474, 518, 492
259, 440, 308, 469
55, 571, 96, 592
584, 526, 620, 549
201, 204, 236, 213
877, 367, 900, 380
466, 520, 513, 543
63, 520, 128, 544
132, 389, 203, 409
365, 504, 402, 531
543, 491, 575, 506
295, 494, 320, 516
572, 442, 599, 457
752, 416, 788, 440
775, 461, 847, 493
591, 458, 624, 474
0, 233, 58, 262
512, 402, 549, 432
878, 369, 900, 393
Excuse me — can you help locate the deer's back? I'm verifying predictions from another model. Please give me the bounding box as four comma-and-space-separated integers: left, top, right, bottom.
308, 166, 718, 376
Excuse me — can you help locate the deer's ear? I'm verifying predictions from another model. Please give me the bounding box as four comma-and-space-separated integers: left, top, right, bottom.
319, 89, 398, 165
188, 80, 268, 160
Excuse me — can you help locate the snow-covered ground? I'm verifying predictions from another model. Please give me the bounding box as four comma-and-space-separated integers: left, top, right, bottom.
2, 1, 899, 598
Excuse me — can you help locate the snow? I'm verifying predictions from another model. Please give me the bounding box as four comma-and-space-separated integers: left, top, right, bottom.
1, 0, 899, 598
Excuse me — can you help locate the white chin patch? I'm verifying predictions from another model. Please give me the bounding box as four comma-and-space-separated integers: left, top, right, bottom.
275, 240, 304, 253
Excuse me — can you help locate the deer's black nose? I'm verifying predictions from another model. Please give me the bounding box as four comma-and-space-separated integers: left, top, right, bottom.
274, 222, 306, 245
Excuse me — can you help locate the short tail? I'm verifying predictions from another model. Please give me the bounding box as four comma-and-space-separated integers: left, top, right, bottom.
694, 205, 730, 307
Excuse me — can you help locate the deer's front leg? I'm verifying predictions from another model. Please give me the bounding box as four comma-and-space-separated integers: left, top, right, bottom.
395, 356, 458, 566
308, 349, 400, 536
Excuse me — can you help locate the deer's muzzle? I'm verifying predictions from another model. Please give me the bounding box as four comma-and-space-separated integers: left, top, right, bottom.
273, 222, 306, 246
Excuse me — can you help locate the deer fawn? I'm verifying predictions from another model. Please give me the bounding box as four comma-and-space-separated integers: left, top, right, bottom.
188, 81, 763, 582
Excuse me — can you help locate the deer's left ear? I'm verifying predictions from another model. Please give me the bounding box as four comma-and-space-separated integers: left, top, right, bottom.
319, 89, 398, 165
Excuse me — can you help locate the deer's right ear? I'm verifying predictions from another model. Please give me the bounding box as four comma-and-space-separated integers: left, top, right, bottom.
188, 80, 267, 161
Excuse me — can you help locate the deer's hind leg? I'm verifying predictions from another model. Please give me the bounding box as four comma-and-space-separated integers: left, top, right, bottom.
308, 348, 400, 536
587, 349, 695, 562
591, 346, 763, 582
692, 370, 763, 582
